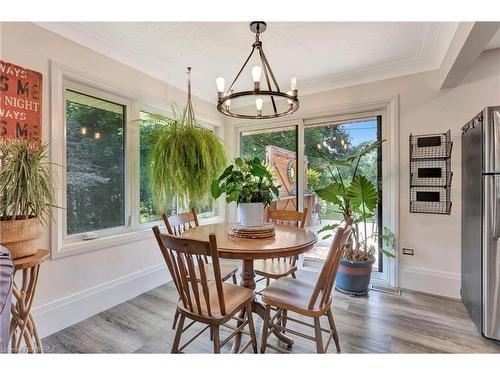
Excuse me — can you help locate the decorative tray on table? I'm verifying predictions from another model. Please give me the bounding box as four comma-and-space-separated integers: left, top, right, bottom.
227, 223, 276, 239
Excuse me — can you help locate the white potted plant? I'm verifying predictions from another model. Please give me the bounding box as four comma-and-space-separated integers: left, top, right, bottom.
211, 157, 280, 227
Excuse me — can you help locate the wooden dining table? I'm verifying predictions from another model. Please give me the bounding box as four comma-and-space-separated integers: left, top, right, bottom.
181, 222, 317, 352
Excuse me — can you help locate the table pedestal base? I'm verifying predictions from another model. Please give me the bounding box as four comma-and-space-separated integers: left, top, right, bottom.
231, 260, 294, 353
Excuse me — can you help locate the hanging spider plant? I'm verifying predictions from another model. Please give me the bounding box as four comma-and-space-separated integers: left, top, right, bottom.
146, 68, 227, 213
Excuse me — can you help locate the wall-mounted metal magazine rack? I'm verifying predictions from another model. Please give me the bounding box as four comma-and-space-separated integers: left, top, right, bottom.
409, 130, 453, 214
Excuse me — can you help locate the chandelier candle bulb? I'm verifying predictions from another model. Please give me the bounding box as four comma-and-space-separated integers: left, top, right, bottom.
81, 127, 87, 135
287, 90, 293, 106
216, 77, 225, 98
256, 98, 263, 116
251, 66, 262, 91
291, 77, 298, 95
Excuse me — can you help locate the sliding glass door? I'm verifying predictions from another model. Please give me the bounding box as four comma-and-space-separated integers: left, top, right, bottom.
240, 126, 298, 212
302, 117, 382, 271
237, 116, 383, 275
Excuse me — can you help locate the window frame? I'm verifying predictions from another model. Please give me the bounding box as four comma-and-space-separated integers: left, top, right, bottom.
50, 61, 224, 259
62, 80, 132, 243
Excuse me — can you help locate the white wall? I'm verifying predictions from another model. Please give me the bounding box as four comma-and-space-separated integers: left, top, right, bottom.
230, 48, 500, 298
0, 22, 223, 338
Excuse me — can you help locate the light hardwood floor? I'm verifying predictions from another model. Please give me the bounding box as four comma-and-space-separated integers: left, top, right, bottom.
42, 270, 500, 353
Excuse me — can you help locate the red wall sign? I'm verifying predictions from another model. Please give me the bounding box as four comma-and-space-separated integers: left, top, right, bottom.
0, 60, 43, 141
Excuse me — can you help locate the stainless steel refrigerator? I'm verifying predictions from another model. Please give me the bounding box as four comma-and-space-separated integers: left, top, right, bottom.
461, 106, 500, 342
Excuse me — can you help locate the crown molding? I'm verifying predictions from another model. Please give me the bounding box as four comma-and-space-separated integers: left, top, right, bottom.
35, 22, 192, 96
34, 22, 456, 102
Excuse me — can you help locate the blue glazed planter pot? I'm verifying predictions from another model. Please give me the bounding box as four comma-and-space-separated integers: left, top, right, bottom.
335, 256, 375, 296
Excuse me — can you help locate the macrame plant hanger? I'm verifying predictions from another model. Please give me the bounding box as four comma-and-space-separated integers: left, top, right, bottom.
181, 67, 197, 126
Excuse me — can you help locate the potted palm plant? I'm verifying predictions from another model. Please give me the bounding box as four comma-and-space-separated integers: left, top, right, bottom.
315, 141, 395, 295
0, 139, 55, 259
211, 157, 280, 227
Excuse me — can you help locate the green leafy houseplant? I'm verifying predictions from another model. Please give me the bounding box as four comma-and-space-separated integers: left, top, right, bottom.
0, 138, 56, 258
315, 141, 395, 261
147, 111, 226, 212
211, 157, 280, 205
146, 69, 226, 213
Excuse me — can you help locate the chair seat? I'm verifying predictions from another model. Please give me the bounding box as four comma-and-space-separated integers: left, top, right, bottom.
196, 263, 238, 282
261, 277, 331, 317
254, 259, 297, 279
178, 281, 253, 321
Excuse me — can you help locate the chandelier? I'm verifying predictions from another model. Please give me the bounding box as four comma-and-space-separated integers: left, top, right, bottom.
216, 21, 299, 120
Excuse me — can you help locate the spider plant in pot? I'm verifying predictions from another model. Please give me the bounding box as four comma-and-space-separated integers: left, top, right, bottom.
211, 157, 280, 227
315, 141, 395, 295
0, 139, 56, 259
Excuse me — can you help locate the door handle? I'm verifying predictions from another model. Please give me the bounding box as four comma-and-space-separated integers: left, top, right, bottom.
494, 176, 500, 239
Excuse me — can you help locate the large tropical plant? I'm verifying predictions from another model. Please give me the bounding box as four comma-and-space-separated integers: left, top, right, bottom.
211, 157, 280, 205
315, 141, 394, 261
0, 138, 55, 225
146, 69, 226, 212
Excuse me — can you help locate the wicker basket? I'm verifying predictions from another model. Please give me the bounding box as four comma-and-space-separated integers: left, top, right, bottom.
227, 223, 275, 239
0, 217, 41, 259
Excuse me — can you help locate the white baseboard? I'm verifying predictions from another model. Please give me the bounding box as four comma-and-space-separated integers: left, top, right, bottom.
400, 266, 461, 299
33, 263, 171, 338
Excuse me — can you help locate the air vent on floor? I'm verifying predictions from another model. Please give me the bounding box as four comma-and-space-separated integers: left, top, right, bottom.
370, 284, 401, 296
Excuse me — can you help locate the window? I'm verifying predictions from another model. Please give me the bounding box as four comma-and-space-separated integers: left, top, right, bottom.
138, 111, 177, 223
52, 64, 225, 258
65, 89, 126, 235
138, 111, 216, 222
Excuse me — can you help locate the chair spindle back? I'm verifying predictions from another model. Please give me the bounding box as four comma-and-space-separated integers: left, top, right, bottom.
265, 208, 308, 265
152, 226, 226, 316
163, 208, 199, 236
163, 208, 208, 263
266, 207, 308, 228
308, 224, 352, 310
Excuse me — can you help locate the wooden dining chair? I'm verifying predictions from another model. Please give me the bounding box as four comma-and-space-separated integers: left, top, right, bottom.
163, 209, 240, 329
254, 207, 308, 287
259, 224, 352, 354
152, 227, 258, 353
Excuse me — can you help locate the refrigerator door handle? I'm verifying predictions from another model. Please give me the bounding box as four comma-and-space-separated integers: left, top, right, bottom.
495, 175, 500, 239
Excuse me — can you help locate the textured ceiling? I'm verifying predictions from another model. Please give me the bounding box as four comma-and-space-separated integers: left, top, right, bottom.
38, 22, 459, 102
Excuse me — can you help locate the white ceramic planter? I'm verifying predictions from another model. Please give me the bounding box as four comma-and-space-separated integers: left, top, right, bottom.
238, 203, 264, 227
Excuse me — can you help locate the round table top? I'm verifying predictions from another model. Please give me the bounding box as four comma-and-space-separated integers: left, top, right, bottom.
181, 223, 317, 260
14, 249, 49, 271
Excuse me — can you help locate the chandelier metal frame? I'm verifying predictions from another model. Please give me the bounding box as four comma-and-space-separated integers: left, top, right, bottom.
216, 21, 299, 120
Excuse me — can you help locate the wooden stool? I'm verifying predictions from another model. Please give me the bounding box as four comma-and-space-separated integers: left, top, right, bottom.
9, 249, 49, 353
